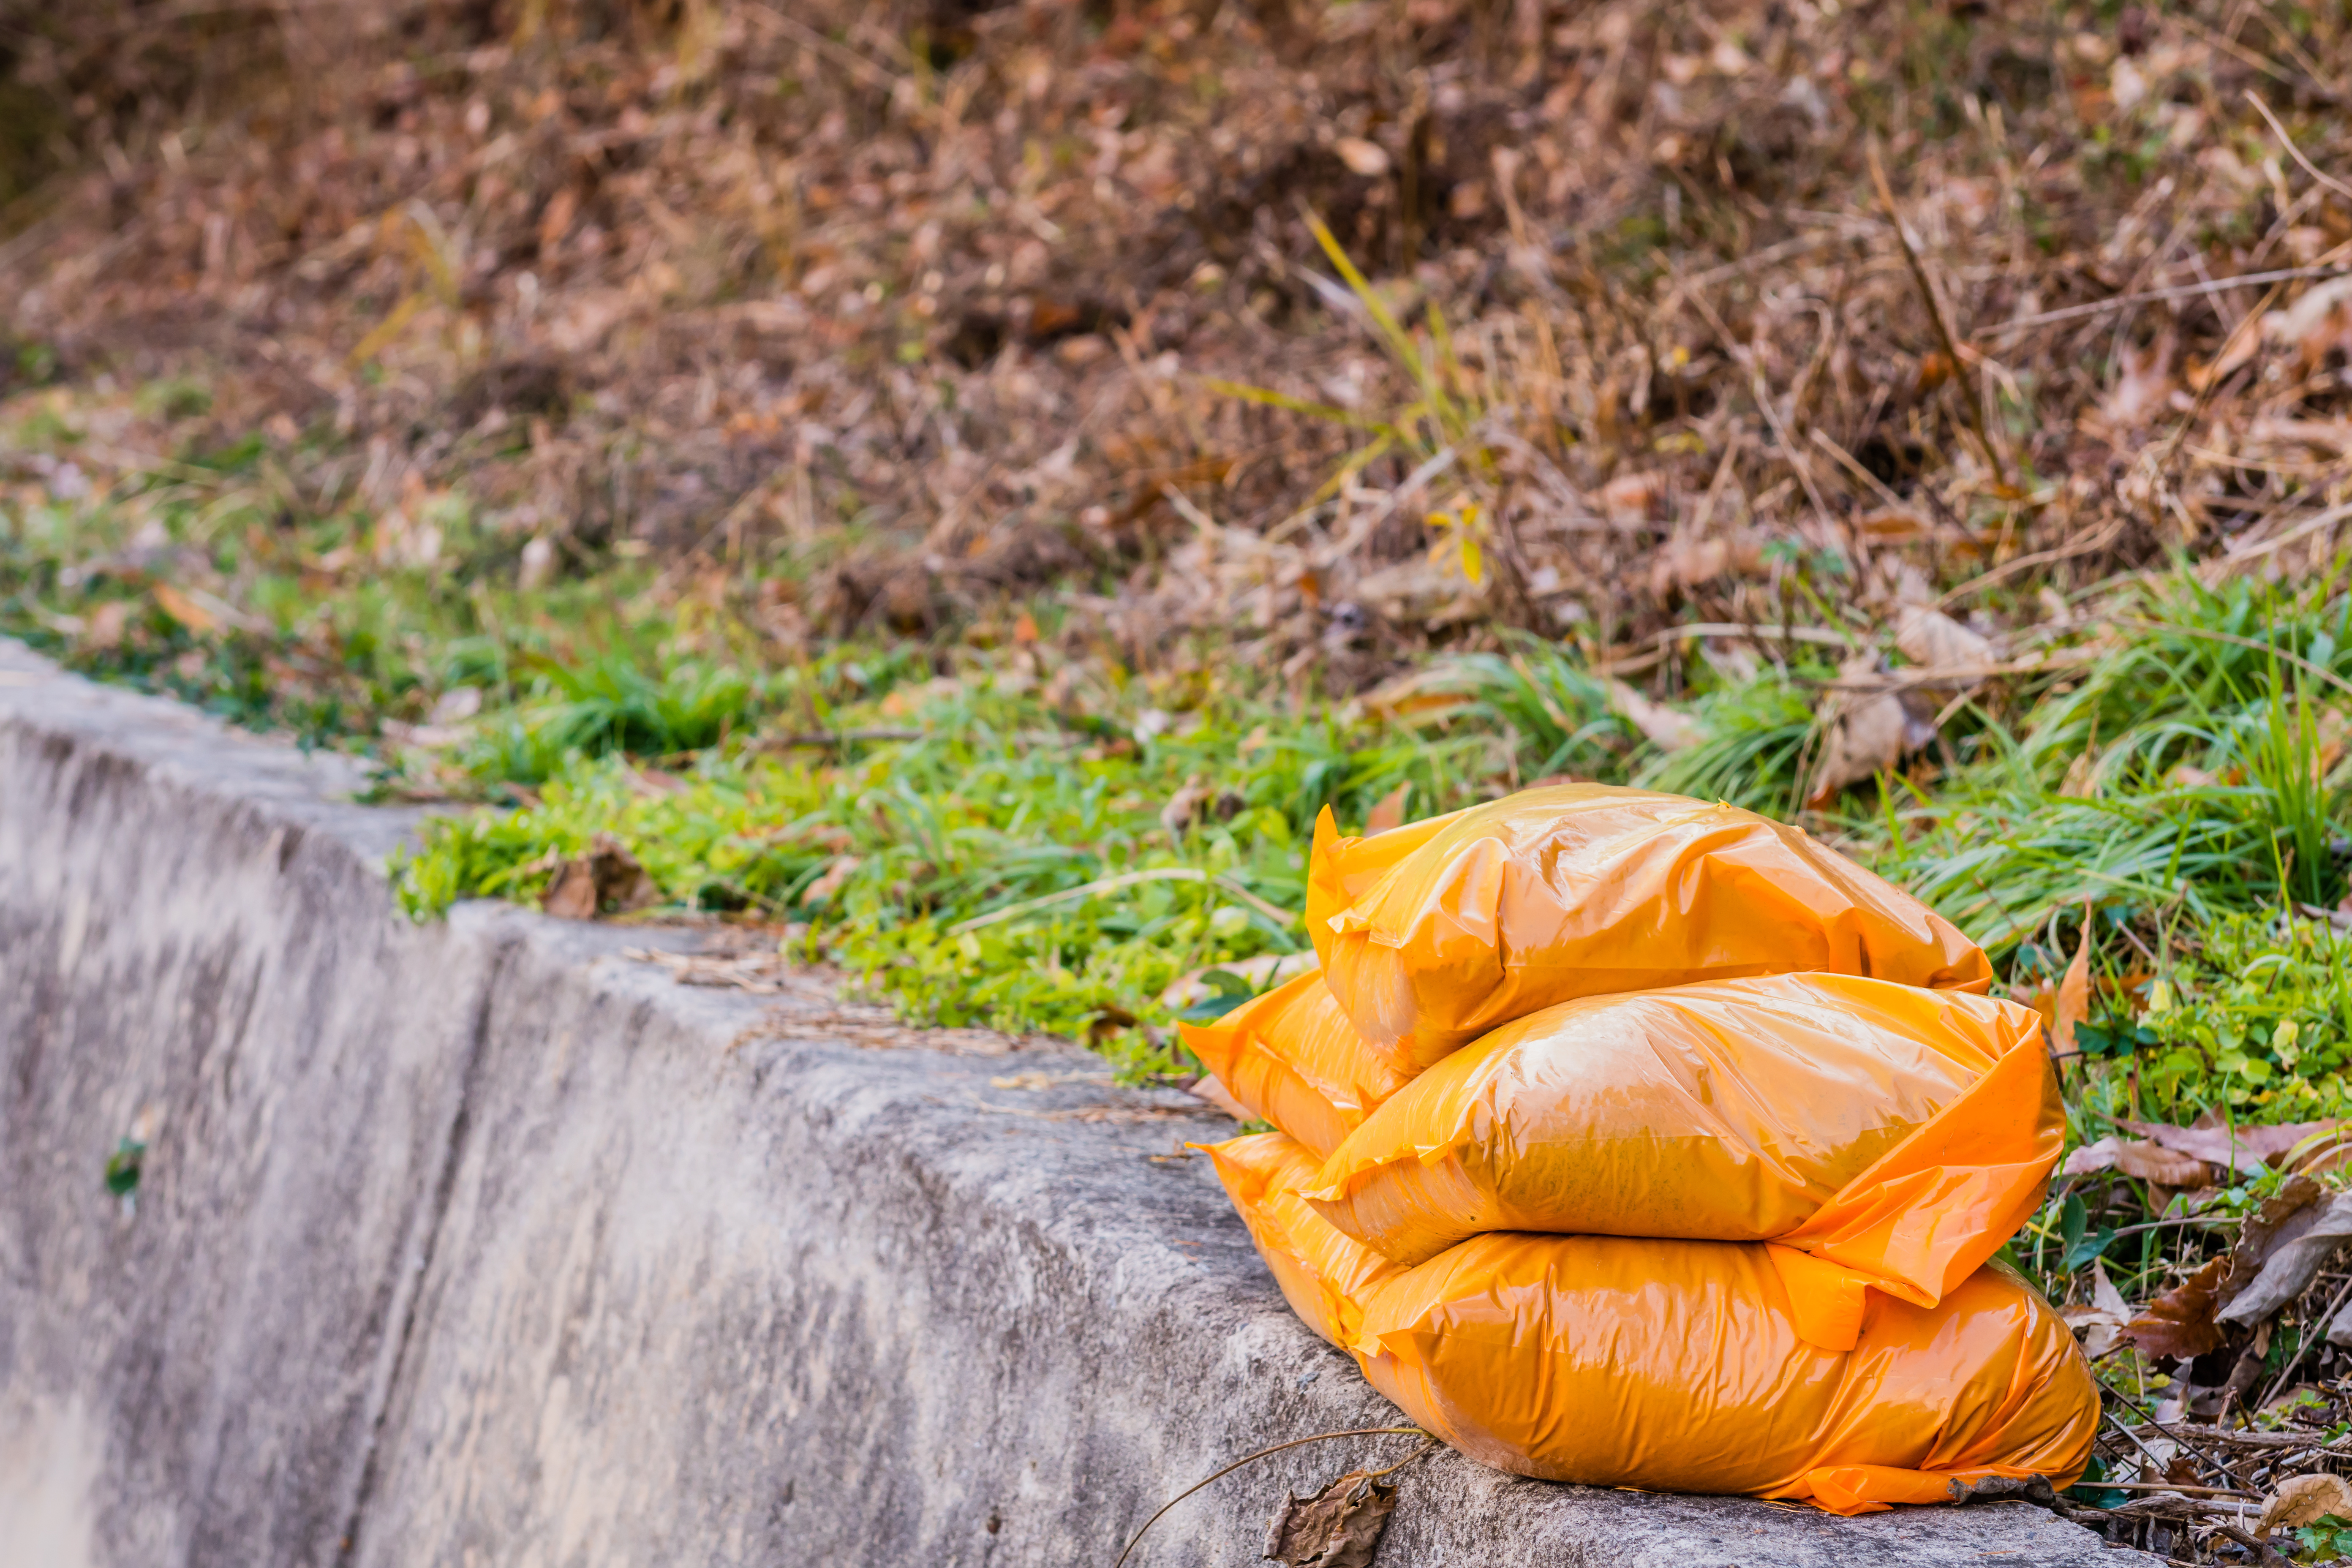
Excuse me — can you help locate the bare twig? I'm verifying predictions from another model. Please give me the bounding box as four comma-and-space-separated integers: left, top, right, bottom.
754, 729, 924, 749
2247, 90, 2352, 208
1111, 1426, 1432, 1568
1938, 517, 2128, 606
1867, 139, 2012, 490
2257, 1270, 2352, 1412
946, 868, 1296, 936
1976, 266, 2352, 340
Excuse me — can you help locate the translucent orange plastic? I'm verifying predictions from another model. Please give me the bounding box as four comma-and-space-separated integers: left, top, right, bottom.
1360, 1233, 2098, 1514
1306, 785, 1993, 1071
1205, 1131, 1400, 1348
1181, 972, 1410, 1159
1212, 1132, 2096, 1516
1305, 973, 2061, 1342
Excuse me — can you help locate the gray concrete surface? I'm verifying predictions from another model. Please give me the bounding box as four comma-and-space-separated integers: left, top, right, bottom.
0, 640, 2149, 1566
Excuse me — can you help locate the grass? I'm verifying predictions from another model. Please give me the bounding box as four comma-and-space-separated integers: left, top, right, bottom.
15, 384, 2352, 1317
392, 660, 1501, 1070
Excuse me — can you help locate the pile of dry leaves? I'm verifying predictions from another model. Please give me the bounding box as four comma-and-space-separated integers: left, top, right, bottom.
4, 0, 2352, 701
2042, 1122, 2352, 1560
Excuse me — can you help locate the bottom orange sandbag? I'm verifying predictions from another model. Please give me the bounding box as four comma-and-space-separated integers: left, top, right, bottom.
1210, 1131, 2098, 1515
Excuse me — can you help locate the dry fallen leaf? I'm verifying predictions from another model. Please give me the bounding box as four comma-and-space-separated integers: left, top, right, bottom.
2060, 748, 2103, 799
2052, 905, 2091, 1057
2261, 1471, 2352, 1537
2112, 1139, 2212, 1187
152, 582, 221, 634
1332, 137, 1391, 177
1893, 602, 1996, 674
1161, 774, 1216, 836
2059, 1258, 2133, 1359
2218, 1187, 2352, 1328
2061, 1135, 2122, 1177
540, 832, 659, 920
800, 853, 862, 906
2097, 333, 2175, 430
84, 599, 132, 651
1606, 678, 1705, 752
2092, 1257, 2128, 1319
2125, 1119, 2340, 1176
1597, 469, 1668, 526
2120, 1255, 2230, 1361
1805, 692, 1910, 804
1264, 1470, 1399, 1568
1364, 781, 1411, 836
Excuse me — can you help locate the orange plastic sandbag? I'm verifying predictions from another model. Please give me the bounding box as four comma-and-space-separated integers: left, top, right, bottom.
1204, 1130, 1400, 1348
1356, 1233, 2098, 1514
1211, 1133, 2096, 1514
1306, 973, 2060, 1342
1306, 784, 1993, 1071
1181, 972, 1410, 1159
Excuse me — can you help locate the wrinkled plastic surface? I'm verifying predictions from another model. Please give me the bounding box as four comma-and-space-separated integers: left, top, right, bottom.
1306, 973, 2061, 1341
1307, 785, 1993, 1070
1207, 1132, 1401, 1347
1360, 1232, 2097, 1514
1182, 972, 1408, 1159
1213, 1132, 2096, 1516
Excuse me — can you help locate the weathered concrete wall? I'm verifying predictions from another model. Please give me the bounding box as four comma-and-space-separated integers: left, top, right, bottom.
0, 642, 2146, 1568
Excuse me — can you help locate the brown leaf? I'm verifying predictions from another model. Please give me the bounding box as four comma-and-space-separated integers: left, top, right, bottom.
84, 600, 132, 651
2061, 1135, 2121, 1177
1604, 678, 1704, 752
2092, 1257, 2129, 1320
802, 853, 861, 906
1806, 691, 1909, 804
2230, 1174, 2328, 1281
1264, 1470, 1399, 1568
2260, 1471, 2352, 1537
2061, 1260, 2132, 1359
2097, 333, 2175, 430
1332, 137, 1391, 177
152, 582, 221, 634
540, 832, 659, 920
2124, 1119, 2343, 1175
2053, 906, 2091, 1056
536, 185, 578, 256
2112, 1139, 2212, 1187
2119, 1256, 2230, 1361
1161, 775, 1215, 837
1893, 602, 1997, 674
2218, 1184, 2352, 1328
1364, 781, 1411, 836
1597, 470, 1668, 527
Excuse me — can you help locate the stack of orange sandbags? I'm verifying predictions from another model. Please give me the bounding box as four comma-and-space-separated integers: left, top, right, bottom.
1185, 785, 2097, 1515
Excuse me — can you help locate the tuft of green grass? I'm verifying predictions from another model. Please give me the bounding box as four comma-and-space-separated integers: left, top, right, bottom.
391, 664, 1502, 1072
455, 653, 762, 785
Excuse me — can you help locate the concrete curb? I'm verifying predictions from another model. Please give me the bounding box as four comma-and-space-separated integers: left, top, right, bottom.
0, 642, 2150, 1567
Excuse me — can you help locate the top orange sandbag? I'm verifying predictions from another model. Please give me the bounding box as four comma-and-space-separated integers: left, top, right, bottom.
1307, 783, 1991, 1070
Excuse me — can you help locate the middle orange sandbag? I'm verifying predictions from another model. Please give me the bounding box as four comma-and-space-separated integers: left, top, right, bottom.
1305, 784, 1994, 1072
1304, 972, 2061, 1341
1207, 1130, 2099, 1517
